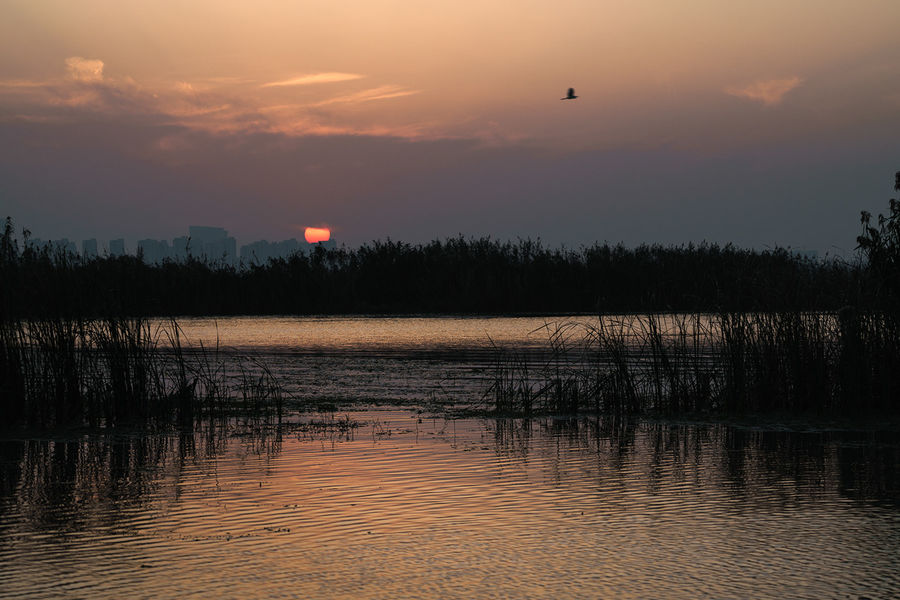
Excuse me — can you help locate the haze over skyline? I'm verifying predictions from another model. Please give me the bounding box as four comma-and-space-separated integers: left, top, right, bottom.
2, 0, 899, 254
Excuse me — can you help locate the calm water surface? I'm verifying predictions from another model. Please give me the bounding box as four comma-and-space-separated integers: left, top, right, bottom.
1, 412, 898, 598
167, 315, 598, 404
3, 316, 899, 598
173, 315, 566, 352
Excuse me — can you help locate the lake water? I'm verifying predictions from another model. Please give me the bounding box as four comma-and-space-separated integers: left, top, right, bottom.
165, 315, 601, 405
2, 315, 899, 598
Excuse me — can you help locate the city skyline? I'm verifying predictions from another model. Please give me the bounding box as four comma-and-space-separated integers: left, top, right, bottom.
21, 224, 338, 266
21, 222, 829, 268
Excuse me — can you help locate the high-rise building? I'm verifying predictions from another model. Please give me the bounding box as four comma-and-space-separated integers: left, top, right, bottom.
240, 240, 270, 266
239, 238, 303, 265
172, 236, 189, 261
188, 225, 236, 265
49, 238, 77, 256
137, 239, 171, 264
82, 238, 98, 259
24, 227, 336, 266
109, 238, 125, 257
188, 226, 227, 245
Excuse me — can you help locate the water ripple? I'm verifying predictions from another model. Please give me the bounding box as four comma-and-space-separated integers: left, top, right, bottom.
1, 412, 899, 598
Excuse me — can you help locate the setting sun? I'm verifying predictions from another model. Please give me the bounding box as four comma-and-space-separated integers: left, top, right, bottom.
304, 227, 331, 243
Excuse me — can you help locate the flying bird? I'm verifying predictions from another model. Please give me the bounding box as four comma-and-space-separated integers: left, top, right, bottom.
561, 88, 578, 100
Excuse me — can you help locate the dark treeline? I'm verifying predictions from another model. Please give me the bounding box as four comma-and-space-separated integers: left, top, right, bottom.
0, 223, 864, 318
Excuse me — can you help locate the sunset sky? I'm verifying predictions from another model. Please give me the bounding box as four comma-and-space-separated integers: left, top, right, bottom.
2, 0, 899, 253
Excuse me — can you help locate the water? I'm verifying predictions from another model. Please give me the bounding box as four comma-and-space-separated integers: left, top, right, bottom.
165, 315, 597, 404
2, 315, 899, 598
2, 413, 898, 598
170, 315, 567, 352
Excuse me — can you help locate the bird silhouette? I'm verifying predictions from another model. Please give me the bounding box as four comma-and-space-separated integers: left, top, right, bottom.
561, 88, 578, 100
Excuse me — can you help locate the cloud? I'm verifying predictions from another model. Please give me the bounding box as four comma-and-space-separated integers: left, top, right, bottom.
0, 79, 46, 89
725, 76, 803, 106
313, 85, 421, 106
0, 59, 432, 141
261, 72, 363, 88
65, 57, 104, 82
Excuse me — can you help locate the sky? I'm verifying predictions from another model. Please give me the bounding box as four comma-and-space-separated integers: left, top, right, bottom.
1, 0, 899, 255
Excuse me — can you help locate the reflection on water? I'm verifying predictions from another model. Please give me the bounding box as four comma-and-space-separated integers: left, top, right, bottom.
164, 315, 594, 404
2, 413, 899, 598
168, 315, 572, 353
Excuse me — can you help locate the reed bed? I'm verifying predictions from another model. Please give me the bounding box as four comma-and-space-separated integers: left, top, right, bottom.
0, 315, 284, 428
488, 310, 900, 416
0, 216, 855, 318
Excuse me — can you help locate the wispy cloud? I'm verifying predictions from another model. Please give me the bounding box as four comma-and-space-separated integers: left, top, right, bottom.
65, 57, 104, 82
261, 72, 363, 88
0, 59, 432, 141
313, 85, 421, 106
725, 76, 803, 106
0, 79, 47, 88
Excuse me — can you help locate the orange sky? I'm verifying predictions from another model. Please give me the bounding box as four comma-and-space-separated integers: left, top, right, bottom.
5, 0, 899, 147
2, 0, 900, 250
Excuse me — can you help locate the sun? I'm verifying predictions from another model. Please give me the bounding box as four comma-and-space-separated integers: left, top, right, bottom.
304, 227, 331, 244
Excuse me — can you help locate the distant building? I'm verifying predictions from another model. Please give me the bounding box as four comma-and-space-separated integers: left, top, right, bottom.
240, 238, 303, 266
82, 238, 98, 259
284, 239, 306, 256
49, 238, 77, 257
172, 236, 190, 261
137, 239, 171, 264
188, 225, 236, 265
26, 226, 336, 267
240, 240, 270, 266
204, 238, 235, 265
109, 238, 125, 257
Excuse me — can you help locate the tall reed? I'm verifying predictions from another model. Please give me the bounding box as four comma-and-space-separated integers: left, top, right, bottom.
0, 315, 284, 428
489, 310, 899, 417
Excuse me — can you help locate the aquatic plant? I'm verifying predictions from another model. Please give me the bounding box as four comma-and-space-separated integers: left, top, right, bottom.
487, 172, 900, 417
488, 310, 899, 417
0, 218, 287, 428
0, 314, 286, 428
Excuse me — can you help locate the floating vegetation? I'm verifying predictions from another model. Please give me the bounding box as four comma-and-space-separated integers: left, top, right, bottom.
294, 413, 360, 434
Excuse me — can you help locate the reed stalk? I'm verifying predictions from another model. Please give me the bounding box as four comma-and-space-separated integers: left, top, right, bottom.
489, 310, 899, 417
0, 315, 284, 429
